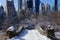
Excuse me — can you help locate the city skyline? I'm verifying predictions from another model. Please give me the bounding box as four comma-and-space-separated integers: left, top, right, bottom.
0, 0, 59, 11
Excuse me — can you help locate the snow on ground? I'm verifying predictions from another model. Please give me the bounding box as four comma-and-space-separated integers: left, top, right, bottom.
55, 32, 60, 39
7, 29, 51, 40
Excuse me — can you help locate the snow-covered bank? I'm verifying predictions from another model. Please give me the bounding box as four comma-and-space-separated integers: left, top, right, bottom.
55, 32, 60, 39
7, 29, 51, 40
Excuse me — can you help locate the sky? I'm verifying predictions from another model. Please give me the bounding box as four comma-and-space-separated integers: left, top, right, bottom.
58, 0, 60, 10
0, 0, 60, 11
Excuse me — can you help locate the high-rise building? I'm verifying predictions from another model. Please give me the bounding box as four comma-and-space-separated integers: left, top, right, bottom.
5, 0, 18, 27
6, 0, 16, 17
0, 6, 6, 19
45, 4, 50, 11
27, 0, 33, 8
35, 0, 40, 13
18, 0, 27, 11
39, 3, 45, 14
58, 0, 60, 11
26, 0, 33, 14
0, 6, 5, 14
0, 6, 6, 27
22, 0, 27, 10
40, 3, 45, 11
54, 0, 58, 11
18, 0, 22, 11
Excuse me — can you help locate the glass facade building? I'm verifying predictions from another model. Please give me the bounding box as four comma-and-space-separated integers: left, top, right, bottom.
27, 0, 33, 8
20, 0, 22, 9
18, 0, 22, 11
35, 0, 40, 13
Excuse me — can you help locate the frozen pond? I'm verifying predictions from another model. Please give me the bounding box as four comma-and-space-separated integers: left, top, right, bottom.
7, 29, 51, 40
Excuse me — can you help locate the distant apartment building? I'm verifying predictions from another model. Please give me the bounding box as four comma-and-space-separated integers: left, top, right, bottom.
39, 3, 45, 14
35, 0, 40, 14
41, 3, 45, 11
5, 0, 17, 25
45, 4, 50, 11
27, 0, 33, 8
18, 0, 22, 10
40, 3, 45, 12
26, 0, 33, 14
0, 6, 5, 14
6, 0, 17, 17
0, 6, 6, 20
58, 0, 60, 11
55, 0, 58, 11
22, 0, 27, 10
18, 0, 27, 11
0, 6, 6, 27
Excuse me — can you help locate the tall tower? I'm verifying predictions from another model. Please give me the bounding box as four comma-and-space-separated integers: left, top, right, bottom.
5, 0, 17, 28
40, 3, 45, 14
0, 6, 6, 26
22, 0, 27, 10
18, 0, 27, 11
6, 0, 16, 17
35, 0, 40, 14
55, 0, 58, 11
27, 0, 33, 8
41, 3, 45, 11
45, 4, 50, 11
18, 0, 22, 12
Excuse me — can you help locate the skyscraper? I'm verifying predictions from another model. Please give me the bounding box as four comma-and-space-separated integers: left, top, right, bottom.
0, 6, 6, 27
35, 0, 40, 13
45, 4, 50, 11
58, 0, 60, 11
22, 0, 27, 10
27, 0, 33, 8
55, 0, 58, 11
0, 6, 5, 14
18, 0, 27, 11
5, 0, 17, 27
0, 6, 6, 19
41, 3, 45, 11
6, 0, 16, 17
18, 0, 22, 11
40, 3, 45, 14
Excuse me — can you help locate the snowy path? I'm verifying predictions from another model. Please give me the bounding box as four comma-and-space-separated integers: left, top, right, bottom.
8, 29, 51, 40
